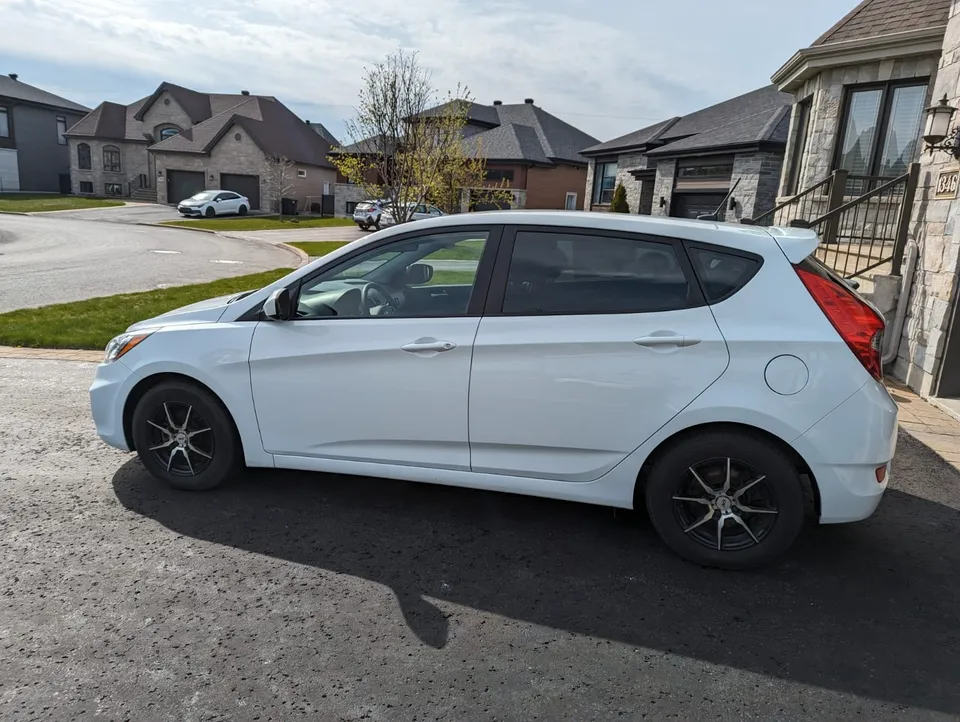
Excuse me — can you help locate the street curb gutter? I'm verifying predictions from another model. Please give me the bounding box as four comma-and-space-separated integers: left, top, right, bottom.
141, 224, 309, 268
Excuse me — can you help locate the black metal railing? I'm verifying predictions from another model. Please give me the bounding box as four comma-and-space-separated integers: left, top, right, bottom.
751, 171, 841, 228
128, 173, 150, 195
805, 163, 919, 279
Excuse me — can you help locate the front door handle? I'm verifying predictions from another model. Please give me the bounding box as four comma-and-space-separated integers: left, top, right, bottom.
401, 339, 457, 353
634, 335, 700, 348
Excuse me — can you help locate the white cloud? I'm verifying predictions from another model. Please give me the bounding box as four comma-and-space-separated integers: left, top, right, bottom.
1, 0, 847, 141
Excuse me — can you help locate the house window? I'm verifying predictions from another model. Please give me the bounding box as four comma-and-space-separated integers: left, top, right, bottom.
104, 183, 123, 196
79, 181, 93, 194
345, 201, 359, 214
565, 192, 577, 210
159, 127, 180, 140
297, 169, 307, 178
77, 143, 92, 170
592, 161, 618, 204
677, 162, 734, 180
486, 169, 515, 183
835, 81, 927, 193
102, 145, 121, 172
787, 98, 812, 194
56, 116, 67, 145
0, 106, 9, 138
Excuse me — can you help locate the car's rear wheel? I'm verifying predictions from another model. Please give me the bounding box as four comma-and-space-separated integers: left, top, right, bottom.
238, 205, 248, 216
358, 222, 369, 231
131, 380, 240, 491
204, 206, 216, 218
644, 430, 805, 570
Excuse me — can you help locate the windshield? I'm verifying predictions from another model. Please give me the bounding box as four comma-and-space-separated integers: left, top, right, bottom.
190, 191, 219, 201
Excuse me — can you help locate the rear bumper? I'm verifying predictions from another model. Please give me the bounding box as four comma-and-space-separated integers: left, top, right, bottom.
795, 379, 898, 524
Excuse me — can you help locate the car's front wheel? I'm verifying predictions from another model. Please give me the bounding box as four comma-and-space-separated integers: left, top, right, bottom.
644, 430, 805, 570
131, 380, 241, 491
204, 206, 216, 218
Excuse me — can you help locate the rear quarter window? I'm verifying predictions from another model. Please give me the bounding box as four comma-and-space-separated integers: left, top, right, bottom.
686, 245, 762, 303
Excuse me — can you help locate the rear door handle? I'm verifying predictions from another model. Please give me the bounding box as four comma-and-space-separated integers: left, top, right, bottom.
633, 335, 700, 348
401, 340, 457, 353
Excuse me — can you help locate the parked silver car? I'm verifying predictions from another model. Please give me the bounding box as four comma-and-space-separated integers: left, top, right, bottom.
352, 200, 387, 230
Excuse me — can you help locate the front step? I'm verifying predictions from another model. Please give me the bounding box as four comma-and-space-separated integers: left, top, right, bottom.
130, 188, 157, 202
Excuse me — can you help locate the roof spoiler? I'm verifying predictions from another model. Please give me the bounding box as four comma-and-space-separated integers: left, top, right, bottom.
764, 226, 820, 264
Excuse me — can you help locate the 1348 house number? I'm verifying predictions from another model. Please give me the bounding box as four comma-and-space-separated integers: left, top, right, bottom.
936, 170, 960, 200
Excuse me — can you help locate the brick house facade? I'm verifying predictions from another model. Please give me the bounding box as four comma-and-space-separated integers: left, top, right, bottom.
66, 82, 335, 211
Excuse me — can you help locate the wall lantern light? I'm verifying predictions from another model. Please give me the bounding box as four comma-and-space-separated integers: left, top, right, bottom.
923, 94, 960, 158
659, 196, 667, 208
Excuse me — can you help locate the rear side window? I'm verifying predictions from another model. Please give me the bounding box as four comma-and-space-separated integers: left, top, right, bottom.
501, 230, 694, 315
687, 245, 762, 303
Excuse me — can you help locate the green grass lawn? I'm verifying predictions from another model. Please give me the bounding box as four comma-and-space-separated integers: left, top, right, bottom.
288, 241, 352, 258
0, 194, 125, 213
162, 215, 356, 231
0, 269, 291, 350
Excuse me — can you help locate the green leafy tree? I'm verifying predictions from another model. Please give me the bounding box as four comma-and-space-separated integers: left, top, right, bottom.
610, 183, 629, 213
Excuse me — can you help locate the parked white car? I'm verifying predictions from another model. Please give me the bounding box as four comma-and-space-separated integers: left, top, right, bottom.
177, 190, 250, 218
90, 211, 897, 569
380, 203, 446, 227
352, 199, 388, 230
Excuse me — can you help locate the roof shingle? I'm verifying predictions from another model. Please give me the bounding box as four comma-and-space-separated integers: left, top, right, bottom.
813, 0, 950, 46
0, 75, 89, 113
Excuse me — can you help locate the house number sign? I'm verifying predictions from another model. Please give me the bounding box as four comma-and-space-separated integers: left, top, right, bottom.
935, 170, 959, 200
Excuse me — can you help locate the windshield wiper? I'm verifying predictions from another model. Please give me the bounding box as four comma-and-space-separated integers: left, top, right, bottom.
226, 290, 256, 304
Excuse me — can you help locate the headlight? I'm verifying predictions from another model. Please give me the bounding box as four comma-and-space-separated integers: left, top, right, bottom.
103, 332, 152, 363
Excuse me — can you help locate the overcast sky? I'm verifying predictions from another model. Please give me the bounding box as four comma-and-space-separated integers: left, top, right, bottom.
1, 0, 848, 144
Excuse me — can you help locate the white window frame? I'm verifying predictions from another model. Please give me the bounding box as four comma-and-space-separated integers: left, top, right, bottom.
56, 116, 67, 145
564, 192, 577, 210
297, 168, 307, 178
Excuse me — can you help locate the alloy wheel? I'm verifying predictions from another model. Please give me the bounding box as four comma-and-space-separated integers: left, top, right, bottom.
145, 401, 215, 477
671, 457, 779, 552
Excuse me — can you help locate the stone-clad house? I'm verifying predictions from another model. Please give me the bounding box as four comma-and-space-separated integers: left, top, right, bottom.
580, 86, 792, 222
768, 0, 960, 401
66, 82, 336, 211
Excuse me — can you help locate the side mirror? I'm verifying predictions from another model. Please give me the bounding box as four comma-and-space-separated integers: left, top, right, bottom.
263, 287, 292, 320
405, 263, 434, 285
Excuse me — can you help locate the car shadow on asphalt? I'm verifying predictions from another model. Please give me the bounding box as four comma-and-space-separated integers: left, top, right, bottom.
112, 430, 960, 715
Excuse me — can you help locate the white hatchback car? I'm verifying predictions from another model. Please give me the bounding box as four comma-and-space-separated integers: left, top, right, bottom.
90, 212, 897, 569
177, 190, 250, 218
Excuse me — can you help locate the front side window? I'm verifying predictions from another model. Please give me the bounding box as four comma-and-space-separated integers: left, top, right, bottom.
0, 107, 9, 138
57, 116, 67, 145
787, 98, 812, 194
77, 142, 91, 170
102, 145, 121, 172
592, 161, 618, 204
502, 230, 692, 315
836, 81, 927, 192
295, 231, 489, 319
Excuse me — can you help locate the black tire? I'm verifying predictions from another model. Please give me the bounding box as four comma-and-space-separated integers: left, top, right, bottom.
131, 380, 241, 491
204, 206, 216, 218
238, 205, 248, 216
373, 217, 381, 230
358, 223, 368, 231
644, 430, 805, 570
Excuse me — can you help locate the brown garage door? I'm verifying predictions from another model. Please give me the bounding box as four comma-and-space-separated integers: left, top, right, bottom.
166, 170, 205, 205
220, 173, 260, 211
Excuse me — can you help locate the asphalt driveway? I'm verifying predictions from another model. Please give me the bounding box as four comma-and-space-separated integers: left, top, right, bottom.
0, 213, 298, 312
1, 358, 958, 721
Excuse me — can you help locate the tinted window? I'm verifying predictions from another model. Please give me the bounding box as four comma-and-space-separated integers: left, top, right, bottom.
502, 231, 692, 315
687, 246, 761, 303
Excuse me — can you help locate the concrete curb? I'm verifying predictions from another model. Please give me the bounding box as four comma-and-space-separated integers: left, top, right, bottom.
0, 210, 29, 216
138, 221, 217, 234
141, 224, 308, 268
0, 346, 101, 362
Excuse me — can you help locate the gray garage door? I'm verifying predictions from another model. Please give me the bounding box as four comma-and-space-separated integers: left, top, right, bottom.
167, 170, 205, 205
670, 193, 728, 221
220, 173, 261, 211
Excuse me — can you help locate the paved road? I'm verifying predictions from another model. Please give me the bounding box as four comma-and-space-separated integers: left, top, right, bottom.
1, 358, 958, 721
47, 202, 183, 224
0, 214, 299, 312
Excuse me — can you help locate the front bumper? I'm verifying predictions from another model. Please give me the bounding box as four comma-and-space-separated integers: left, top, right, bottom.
89, 359, 139, 451
796, 379, 899, 524
178, 206, 202, 216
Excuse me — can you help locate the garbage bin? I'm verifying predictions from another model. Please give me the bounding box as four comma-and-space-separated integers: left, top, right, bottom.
280, 197, 299, 216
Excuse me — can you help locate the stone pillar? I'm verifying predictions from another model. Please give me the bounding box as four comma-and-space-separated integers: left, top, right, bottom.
651, 159, 676, 217
895, 0, 960, 396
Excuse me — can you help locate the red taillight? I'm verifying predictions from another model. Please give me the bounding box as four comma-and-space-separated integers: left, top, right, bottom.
796, 266, 885, 380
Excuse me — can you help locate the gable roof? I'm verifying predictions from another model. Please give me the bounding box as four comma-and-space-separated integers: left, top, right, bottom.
65, 97, 151, 142
581, 117, 680, 156
813, 0, 950, 46
307, 121, 339, 146
586, 85, 792, 159
0, 75, 89, 113
148, 95, 334, 168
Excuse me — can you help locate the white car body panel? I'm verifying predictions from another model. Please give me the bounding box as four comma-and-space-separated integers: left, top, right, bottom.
468, 308, 729, 481
248, 317, 480, 469
90, 211, 898, 528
